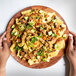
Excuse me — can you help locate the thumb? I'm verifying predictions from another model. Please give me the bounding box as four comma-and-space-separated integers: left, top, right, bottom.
3, 39, 9, 51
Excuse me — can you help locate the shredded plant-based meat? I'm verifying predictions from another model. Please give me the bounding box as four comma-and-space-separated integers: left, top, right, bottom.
10, 9, 67, 65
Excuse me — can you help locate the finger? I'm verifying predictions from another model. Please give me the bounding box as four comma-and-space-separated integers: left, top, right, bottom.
0, 32, 6, 43
68, 36, 73, 50
69, 31, 76, 37
69, 31, 76, 46
3, 40, 9, 51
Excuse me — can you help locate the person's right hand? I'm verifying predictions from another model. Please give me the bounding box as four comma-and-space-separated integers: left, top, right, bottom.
66, 31, 76, 67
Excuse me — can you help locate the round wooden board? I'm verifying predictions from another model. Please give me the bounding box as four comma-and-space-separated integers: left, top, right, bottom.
6, 5, 69, 69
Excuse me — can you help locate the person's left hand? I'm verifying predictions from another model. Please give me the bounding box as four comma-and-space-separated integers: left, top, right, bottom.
0, 32, 10, 68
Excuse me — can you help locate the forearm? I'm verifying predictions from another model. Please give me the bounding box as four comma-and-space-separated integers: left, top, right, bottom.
69, 63, 76, 76
0, 65, 6, 76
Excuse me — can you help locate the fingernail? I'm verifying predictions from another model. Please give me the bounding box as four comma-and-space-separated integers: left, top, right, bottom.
3, 38, 7, 40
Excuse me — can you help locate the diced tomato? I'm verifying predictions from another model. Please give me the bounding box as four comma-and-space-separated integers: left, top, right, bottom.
33, 46, 35, 49
29, 28, 32, 31
16, 39, 21, 42
29, 17, 32, 21
34, 50, 37, 55
56, 32, 59, 35
52, 37, 55, 40
34, 42, 37, 45
20, 51, 25, 56
43, 36, 46, 40
45, 15, 49, 17
37, 23, 41, 26
41, 30, 43, 32
38, 19, 41, 22
34, 50, 37, 53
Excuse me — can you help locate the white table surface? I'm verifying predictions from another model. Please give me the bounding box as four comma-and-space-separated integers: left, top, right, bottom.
0, 0, 76, 76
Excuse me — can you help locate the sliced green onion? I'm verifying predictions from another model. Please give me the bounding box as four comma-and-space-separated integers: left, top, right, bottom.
41, 51, 44, 56
49, 50, 52, 52
19, 24, 25, 31
40, 26, 43, 30
48, 31, 52, 35
42, 58, 46, 62
63, 34, 66, 38
55, 44, 59, 49
53, 19, 58, 23
25, 25, 26, 28
32, 9, 35, 12
15, 46, 20, 50
18, 34, 21, 37
39, 10, 43, 14
35, 48, 37, 50
46, 54, 48, 56
52, 33, 57, 38
31, 37, 37, 43
17, 49, 21, 56
24, 17, 29, 21
38, 33, 42, 38
29, 43, 34, 47
28, 22, 34, 26
11, 31, 14, 35
37, 50, 41, 56
36, 16, 40, 19
11, 25, 15, 29
31, 29, 35, 32
42, 46, 45, 50
27, 25, 31, 29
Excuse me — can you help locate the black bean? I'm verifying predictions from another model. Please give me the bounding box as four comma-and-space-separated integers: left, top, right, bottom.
54, 17, 56, 19
44, 27, 47, 30
45, 40, 47, 42
43, 44, 45, 46
54, 23, 56, 28
37, 32, 40, 35
48, 39, 51, 41
26, 59, 28, 62
45, 19, 47, 21
36, 27, 40, 32
19, 20, 21, 22
46, 31, 48, 35
31, 47, 33, 49
41, 15, 43, 17
49, 29, 52, 31
52, 44, 55, 49
60, 25, 62, 28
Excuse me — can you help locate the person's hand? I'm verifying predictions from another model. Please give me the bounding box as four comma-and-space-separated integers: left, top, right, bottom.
0, 32, 10, 68
66, 31, 76, 71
